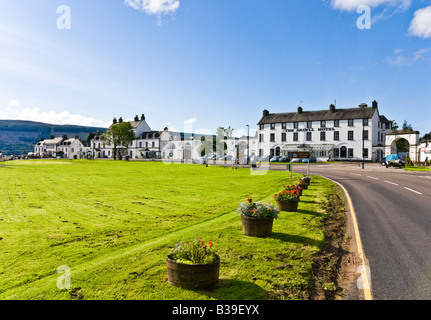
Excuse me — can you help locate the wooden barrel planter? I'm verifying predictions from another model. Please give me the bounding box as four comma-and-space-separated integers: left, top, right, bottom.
276, 200, 299, 212
166, 255, 220, 289
241, 216, 274, 238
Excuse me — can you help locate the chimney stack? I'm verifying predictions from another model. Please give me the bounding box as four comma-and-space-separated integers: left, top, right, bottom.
359, 103, 368, 108
141, 114, 146, 121
119, 117, 123, 123
134, 115, 139, 122
263, 109, 269, 117
372, 100, 378, 109
298, 106, 303, 114
113, 117, 117, 124
329, 104, 336, 113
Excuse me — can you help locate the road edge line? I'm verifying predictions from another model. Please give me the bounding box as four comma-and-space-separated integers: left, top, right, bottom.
321, 175, 373, 301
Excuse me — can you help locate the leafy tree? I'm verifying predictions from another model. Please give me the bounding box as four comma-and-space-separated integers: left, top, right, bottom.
402, 120, 413, 131
389, 120, 399, 131
101, 122, 135, 160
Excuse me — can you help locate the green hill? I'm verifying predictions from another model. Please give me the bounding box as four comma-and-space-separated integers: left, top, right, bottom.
0, 120, 105, 155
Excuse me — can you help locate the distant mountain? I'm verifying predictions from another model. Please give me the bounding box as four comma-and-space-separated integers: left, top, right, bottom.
0, 120, 105, 155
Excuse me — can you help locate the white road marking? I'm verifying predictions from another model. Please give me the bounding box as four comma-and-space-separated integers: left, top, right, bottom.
404, 187, 423, 195
384, 180, 399, 186
367, 176, 380, 180
350, 173, 362, 176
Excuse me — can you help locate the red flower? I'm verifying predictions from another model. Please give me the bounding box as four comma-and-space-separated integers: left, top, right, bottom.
247, 198, 253, 203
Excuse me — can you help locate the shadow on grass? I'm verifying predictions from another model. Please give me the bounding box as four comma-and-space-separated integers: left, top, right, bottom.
295, 209, 325, 217
271, 232, 322, 247
197, 279, 267, 300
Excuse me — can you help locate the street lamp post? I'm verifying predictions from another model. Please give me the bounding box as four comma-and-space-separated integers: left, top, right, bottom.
362, 109, 365, 170
246, 125, 250, 165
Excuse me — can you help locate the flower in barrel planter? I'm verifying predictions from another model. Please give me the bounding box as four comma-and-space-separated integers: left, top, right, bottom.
274, 189, 300, 212
300, 175, 311, 185
283, 184, 302, 196
167, 237, 220, 289
297, 179, 308, 190
237, 198, 280, 237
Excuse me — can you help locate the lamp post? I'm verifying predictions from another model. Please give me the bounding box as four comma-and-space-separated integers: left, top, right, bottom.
246, 125, 250, 165
362, 109, 365, 170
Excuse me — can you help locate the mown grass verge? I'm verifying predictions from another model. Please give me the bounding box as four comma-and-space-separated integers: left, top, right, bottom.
0, 160, 345, 300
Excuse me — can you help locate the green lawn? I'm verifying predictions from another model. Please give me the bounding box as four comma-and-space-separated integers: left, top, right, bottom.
404, 165, 431, 171
0, 160, 341, 300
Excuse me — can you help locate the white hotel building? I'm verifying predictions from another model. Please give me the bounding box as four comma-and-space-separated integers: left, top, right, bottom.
255, 101, 392, 162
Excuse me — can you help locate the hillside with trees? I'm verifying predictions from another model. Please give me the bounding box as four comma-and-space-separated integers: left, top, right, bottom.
0, 120, 105, 155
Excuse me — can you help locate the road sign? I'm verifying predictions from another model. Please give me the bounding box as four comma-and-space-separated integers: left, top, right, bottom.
288, 152, 311, 159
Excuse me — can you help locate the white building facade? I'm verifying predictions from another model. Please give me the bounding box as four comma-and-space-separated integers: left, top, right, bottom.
256, 101, 392, 162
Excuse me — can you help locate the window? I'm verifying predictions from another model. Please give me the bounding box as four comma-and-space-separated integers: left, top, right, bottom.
307, 121, 312, 129
259, 149, 263, 157
306, 132, 312, 141
334, 120, 340, 127
270, 123, 275, 130
282, 123, 286, 129
321, 120, 326, 128
348, 131, 354, 140
363, 119, 369, 126
363, 148, 369, 158
320, 132, 326, 141
293, 122, 298, 129
259, 134, 264, 143
348, 119, 354, 127
363, 130, 369, 140
334, 131, 340, 141
348, 148, 354, 158
270, 133, 275, 142
293, 132, 299, 141
281, 133, 286, 142
260, 124, 264, 130
152, 141, 155, 148
333, 148, 340, 158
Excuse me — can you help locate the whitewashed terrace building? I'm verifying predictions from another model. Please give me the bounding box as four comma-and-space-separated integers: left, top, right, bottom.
34, 135, 65, 157
34, 135, 91, 159
256, 101, 392, 162
92, 115, 217, 161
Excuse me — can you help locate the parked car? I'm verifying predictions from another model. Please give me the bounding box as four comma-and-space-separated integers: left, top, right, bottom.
279, 156, 290, 162
379, 157, 386, 166
194, 157, 207, 164
385, 154, 405, 168
291, 158, 302, 163
270, 156, 280, 162
302, 158, 317, 163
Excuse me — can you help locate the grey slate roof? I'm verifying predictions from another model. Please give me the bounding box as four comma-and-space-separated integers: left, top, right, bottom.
258, 106, 377, 125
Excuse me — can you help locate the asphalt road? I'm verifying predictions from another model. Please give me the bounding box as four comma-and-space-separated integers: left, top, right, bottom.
290, 163, 431, 300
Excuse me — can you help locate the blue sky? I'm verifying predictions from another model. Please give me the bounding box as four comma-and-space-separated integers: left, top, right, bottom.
0, 0, 430, 137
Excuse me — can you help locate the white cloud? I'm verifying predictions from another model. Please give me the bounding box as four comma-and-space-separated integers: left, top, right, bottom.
409, 6, 431, 39
386, 48, 431, 66
8, 100, 21, 108
330, 0, 411, 11
0, 101, 108, 127
124, 0, 180, 16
